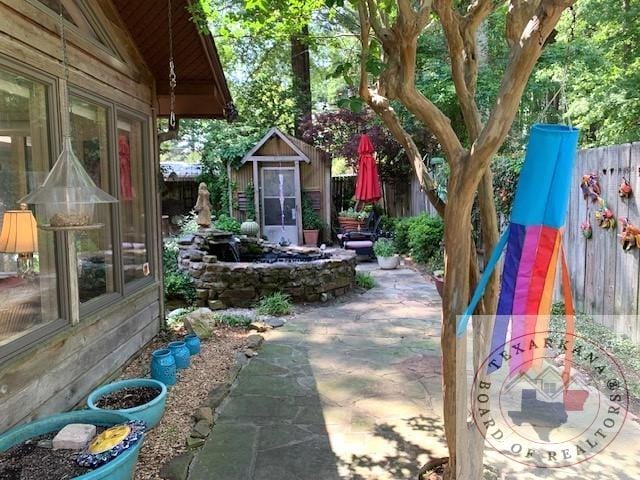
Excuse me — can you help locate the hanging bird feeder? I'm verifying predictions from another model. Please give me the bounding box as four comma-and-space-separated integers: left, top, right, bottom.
20, 136, 117, 229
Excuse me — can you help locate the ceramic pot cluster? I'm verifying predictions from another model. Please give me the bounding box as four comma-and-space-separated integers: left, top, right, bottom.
150, 334, 201, 386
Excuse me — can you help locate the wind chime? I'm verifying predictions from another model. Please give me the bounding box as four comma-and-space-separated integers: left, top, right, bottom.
167, 0, 177, 130
19, 1, 118, 322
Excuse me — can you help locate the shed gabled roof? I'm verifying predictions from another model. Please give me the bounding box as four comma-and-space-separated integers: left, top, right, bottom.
110, 0, 233, 119
242, 127, 326, 164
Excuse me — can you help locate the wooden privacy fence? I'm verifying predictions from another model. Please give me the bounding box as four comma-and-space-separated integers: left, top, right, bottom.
562, 143, 640, 343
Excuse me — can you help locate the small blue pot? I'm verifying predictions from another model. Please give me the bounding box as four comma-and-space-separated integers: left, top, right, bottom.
0, 410, 143, 480
168, 341, 190, 369
150, 348, 177, 386
87, 378, 167, 430
184, 334, 201, 355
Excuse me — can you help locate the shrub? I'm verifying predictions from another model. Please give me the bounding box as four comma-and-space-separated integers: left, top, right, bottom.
426, 248, 445, 273
550, 303, 640, 398
163, 241, 197, 305
373, 237, 397, 257
213, 213, 241, 234
355, 272, 376, 289
214, 313, 253, 327
378, 215, 398, 237
302, 194, 324, 230
255, 292, 292, 316
393, 217, 412, 254
407, 214, 444, 264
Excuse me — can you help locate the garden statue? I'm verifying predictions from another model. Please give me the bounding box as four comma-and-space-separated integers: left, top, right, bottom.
194, 182, 212, 228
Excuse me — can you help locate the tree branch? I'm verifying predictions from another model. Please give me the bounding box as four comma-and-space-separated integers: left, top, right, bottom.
506, 0, 541, 47
470, 0, 576, 179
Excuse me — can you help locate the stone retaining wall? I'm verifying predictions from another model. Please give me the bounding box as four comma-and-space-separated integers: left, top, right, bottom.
177, 232, 357, 308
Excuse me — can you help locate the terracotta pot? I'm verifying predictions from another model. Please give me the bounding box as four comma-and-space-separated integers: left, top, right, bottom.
338, 216, 367, 232
303, 229, 319, 246
432, 271, 444, 298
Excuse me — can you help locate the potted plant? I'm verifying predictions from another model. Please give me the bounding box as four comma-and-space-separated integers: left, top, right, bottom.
373, 237, 400, 270
87, 378, 167, 430
302, 194, 324, 246
427, 248, 445, 298
338, 208, 369, 232
0, 410, 144, 480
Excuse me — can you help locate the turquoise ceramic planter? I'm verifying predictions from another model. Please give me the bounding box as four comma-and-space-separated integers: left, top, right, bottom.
0, 410, 143, 480
184, 334, 201, 355
150, 348, 177, 386
168, 341, 190, 369
87, 379, 167, 429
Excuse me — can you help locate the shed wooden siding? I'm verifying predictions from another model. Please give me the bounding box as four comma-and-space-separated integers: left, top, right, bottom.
231, 133, 331, 239
0, 0, 161, 431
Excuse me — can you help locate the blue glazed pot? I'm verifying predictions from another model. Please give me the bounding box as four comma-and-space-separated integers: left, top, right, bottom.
168, 341, 190, 369
184, 334, 201, 355
150, 348, 177, 386
87, 378, 167, 430
0, 410, 143, 480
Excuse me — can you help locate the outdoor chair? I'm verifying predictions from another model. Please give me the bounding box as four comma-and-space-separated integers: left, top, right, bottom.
338, 212, 383, 258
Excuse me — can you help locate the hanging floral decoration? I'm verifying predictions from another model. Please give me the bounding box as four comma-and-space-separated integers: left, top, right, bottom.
595, 198, 616, 230
581, 173, 601, 202
581, 219, 593, 239
619, 177, 633, 198
618, 217, 640, 251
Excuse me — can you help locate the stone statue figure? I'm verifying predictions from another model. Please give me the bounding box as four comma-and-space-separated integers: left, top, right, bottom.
194, 182, 212, 228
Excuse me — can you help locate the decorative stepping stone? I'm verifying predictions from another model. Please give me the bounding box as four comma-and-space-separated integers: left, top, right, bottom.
52, 423, 96, 450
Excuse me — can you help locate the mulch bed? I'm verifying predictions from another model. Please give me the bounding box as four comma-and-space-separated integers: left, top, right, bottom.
118, 326, 250, 480
95, 387, 161, 410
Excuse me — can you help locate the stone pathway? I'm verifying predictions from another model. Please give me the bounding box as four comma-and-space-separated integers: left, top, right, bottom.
189, 264, 448, 480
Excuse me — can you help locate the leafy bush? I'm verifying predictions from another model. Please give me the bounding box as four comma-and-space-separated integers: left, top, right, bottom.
178, 211, 199, 235
213, 214, 241, 234
255, 292, 292, 316
378, 215, 398, 237
373, 237, 397, 257
393, 217, 412, 254
338, 207, 369, 221
163, 241, 197, 305
426, 248, 445, 273
302, 193, 324, 230
407, 214, 444, 264
550, 303, 640, 398
355, 272, 376, 289
214, 313, 253, 327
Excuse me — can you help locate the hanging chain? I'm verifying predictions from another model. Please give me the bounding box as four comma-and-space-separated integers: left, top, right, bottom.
168, 0, 177, 129
560, 6, 577, 127
59, 0, 71, 135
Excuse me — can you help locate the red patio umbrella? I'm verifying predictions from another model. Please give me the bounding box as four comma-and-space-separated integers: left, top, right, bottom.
355, 133, 382, 204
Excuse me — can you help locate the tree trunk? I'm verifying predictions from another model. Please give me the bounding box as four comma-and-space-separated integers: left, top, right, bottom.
291, 25, 312, 138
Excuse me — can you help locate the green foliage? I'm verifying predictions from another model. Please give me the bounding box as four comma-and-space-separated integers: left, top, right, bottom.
393, 217, 412, 254
378, 215, 398, 237
163, 241, 197, 305
166, 307, 196, 330
492, 156, 524, 218
426, 248, 445, 273
213, 214, 241, 234
355, 272, 376, 289
302, 194, 324, 230
338, 207, 369, 221
245, 183, 256, 221
407, 214, 444, 264
255, 292, 293, 316
550, 303, 640, 398
373, 237, 396, 257
178, 211, 199, 235
213, 313, 253, 327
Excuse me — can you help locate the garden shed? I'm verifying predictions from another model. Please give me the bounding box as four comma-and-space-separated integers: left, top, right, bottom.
0, 0, 231, 432
231, 127, 331, 245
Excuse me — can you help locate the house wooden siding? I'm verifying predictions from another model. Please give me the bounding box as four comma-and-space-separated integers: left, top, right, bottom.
0, 0, 162, 432
231, 130, 331, 242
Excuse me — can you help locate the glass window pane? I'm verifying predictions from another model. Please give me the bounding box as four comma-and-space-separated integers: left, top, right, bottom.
0, 67, 58, 348
118, 114, 149, 284
70, 96, 114, 303
264, 198, 296, 226
263, 169, 295, 197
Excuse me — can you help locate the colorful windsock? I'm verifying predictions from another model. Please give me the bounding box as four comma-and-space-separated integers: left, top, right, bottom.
457, 124, 580, 377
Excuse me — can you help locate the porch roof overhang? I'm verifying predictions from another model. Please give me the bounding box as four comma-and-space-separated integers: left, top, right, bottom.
111, 0, 233, 120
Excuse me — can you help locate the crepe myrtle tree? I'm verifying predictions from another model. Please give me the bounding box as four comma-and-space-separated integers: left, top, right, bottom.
325, 0, 577, 478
